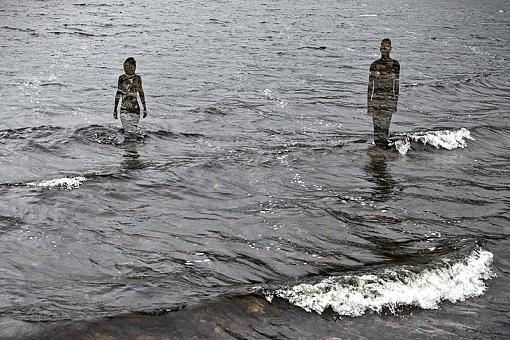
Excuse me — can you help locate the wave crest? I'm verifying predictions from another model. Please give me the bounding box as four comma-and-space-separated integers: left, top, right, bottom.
389, 128, 474, 155
266, 249, 494, 317
26, 176, 87, 190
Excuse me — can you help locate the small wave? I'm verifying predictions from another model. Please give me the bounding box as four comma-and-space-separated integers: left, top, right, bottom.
48, 31, 104, 37
0, 126, 65, 143
203, 106, 227, 116
1, 26, 36, 33
39, 82, 66, 87
389, 128, 474, 155
26, 176, 86, 190
71, 125, 122, 145
146, 129, 204, 140
298, 46, 327, 50
265, 248, 494, 317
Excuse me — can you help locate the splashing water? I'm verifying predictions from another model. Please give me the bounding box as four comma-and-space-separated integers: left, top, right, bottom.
26, 176, 87, 190
389, 128, 474, 155
266, 249, 494, 317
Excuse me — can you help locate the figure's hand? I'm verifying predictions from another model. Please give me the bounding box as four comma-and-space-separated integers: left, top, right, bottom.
143, 108, 147, 118
113, 111, 118, 119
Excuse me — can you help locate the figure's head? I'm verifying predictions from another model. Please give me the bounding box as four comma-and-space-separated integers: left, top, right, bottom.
123, 57, 136, 75
380, 38, 391, 58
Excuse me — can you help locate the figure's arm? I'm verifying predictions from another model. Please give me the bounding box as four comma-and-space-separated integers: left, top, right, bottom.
394, 61, 400, 99
367, 64, 375, 113
138, 76, 147, 117
114, 76, 123, 119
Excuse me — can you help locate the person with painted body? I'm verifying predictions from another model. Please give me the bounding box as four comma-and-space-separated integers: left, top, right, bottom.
114, 57, 147, 133
367, 38, 400, 148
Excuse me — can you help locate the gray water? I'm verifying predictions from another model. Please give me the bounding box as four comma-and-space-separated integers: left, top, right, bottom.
1, 0, 509, 339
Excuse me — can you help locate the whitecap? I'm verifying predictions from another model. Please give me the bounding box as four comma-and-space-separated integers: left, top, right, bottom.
389, 128, 474, 155
27, 176, 87, 190
392, 138, 411, 155
266, 249, 494, 317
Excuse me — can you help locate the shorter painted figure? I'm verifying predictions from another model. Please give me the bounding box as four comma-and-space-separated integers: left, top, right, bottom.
114, 57, 147, 134
367, 39, 400, 148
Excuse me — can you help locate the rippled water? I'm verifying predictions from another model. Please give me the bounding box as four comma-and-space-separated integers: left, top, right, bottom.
1, 0, 509, 339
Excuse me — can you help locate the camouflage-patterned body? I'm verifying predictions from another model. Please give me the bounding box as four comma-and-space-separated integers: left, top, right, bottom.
367, 57, 400, 147
118, 74, 143, 114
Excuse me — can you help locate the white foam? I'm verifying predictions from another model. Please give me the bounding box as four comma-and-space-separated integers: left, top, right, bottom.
266, 249, 494, 317
390, 128, 474, 155
27, 176, 86, 190
392, 138, 411, 155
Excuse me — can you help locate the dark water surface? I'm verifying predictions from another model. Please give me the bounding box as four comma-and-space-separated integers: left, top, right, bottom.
1, 0, 509, 339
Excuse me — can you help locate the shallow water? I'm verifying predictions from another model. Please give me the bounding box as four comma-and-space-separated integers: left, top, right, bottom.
0, 0, 509, 338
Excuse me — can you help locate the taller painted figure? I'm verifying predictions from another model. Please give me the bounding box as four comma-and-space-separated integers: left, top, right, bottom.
367, 39, 400, 148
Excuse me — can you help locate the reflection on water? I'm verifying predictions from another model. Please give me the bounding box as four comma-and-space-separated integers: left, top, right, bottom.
121, 136, 144, 171
365, 148, 397, 202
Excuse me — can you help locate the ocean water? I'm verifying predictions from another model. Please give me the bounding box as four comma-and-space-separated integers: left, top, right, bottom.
0, 0, 509, 339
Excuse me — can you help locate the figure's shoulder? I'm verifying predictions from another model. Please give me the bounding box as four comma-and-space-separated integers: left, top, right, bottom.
118, 74, 126, 81
370, 59, 380, 69
392, 59, 400, 72
134, 75, 143, 86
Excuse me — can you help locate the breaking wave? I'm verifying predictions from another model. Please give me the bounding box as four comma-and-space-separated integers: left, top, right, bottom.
26, 176, 87, 190
389, 128, 474, 155
265, 248, 494, 317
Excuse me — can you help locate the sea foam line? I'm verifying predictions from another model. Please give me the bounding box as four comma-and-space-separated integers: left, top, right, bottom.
265, 249, 494, 317
390, 128, 474, 155
26, 176, 87, 190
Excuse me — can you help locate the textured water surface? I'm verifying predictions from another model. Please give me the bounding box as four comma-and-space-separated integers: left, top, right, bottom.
0, 0, 509, 339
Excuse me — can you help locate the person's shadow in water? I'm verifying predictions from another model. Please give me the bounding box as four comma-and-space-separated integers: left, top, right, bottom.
365, 148, 398, 202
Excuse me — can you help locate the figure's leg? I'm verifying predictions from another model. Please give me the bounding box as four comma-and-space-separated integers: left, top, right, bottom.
120, 110, 140, 135
372, 111, 392, 147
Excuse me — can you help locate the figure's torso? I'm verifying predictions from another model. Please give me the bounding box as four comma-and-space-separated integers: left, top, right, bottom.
370, 58, 399, 97
369, 58, 400, 112
119, 74, 141, 113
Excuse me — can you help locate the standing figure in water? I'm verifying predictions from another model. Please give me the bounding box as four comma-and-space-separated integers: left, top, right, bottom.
367, 38, 400, 148
114, 57, 147, 134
